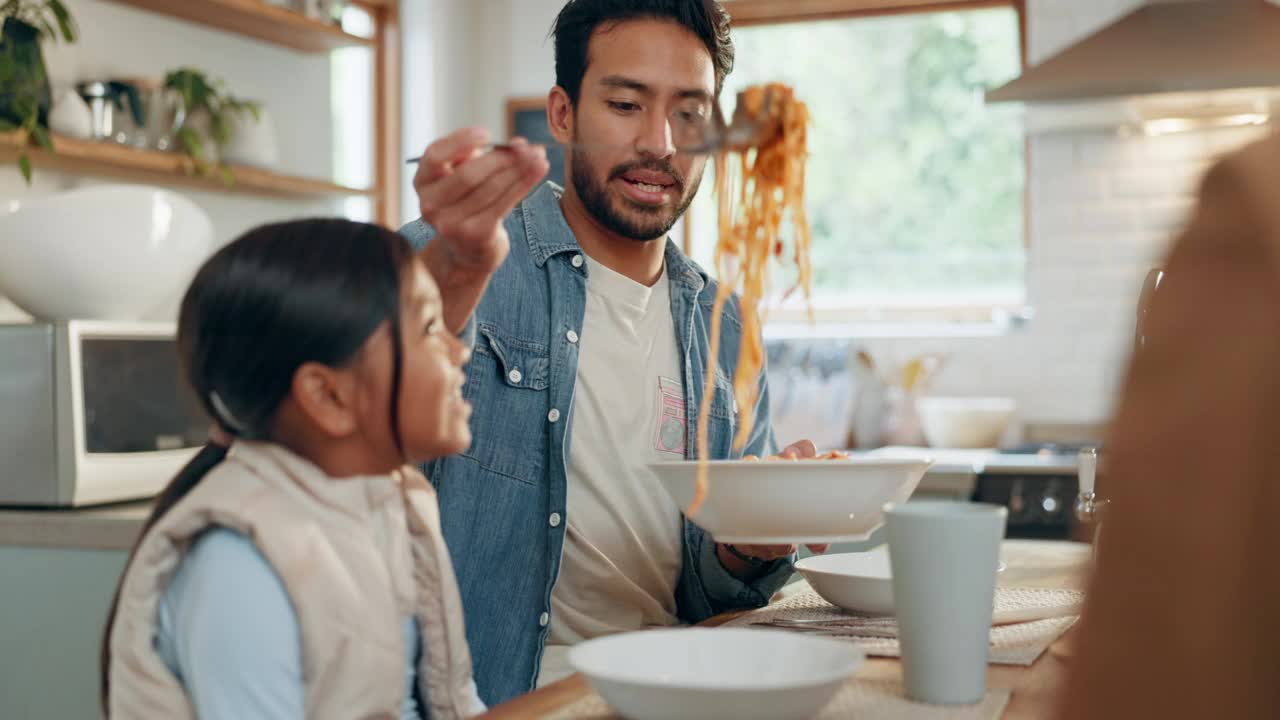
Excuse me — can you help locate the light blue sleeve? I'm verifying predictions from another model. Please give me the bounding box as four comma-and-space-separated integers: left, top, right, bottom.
155, 528, 304, 719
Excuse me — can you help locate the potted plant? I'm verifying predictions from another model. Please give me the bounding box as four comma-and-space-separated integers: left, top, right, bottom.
163, 67, 260, 184
0, 0, 77, 183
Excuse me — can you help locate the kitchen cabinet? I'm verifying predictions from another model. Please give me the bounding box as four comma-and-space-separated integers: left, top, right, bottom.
0, 502, 145, 719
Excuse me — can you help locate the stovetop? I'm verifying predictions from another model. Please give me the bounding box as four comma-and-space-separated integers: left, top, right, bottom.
869, 446, 1084, 475
999, 442, 1100, 456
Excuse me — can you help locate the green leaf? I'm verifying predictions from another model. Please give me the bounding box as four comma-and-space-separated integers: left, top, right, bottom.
29, 124, 51, 152
18, 152, 31, 184
36, 16, 55, 42
219, 166, 235, 187
177, 125, 201, 155
48, 0, 78, 42
210, 113, 229, 145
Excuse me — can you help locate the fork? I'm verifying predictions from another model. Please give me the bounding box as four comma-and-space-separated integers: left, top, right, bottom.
749, 621, 899, 639
404, 88, 779, 165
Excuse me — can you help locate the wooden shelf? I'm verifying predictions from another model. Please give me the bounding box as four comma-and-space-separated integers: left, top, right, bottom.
103, 0, 375, 53
0, 132, 375, 200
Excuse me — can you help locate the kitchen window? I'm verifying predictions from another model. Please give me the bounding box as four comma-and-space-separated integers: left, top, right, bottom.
332, 3, 377, 221
689, 1, 1027, 333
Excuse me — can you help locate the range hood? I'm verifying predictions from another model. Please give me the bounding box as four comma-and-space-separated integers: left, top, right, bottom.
987, 0, 1280, 104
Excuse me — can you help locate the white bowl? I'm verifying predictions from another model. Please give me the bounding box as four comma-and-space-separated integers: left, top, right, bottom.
650, 457, 931, 544
916, 396, 1016, 449
569, 628, 863, 720
0, 184, 213, 321
797, 546, 1008, 615
796, 548, 898, 615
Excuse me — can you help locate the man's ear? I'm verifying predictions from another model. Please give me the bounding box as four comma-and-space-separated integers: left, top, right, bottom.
548, 86, 575, 145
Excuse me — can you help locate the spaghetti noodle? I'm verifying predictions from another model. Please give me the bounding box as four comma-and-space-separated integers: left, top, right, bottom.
689, 83, 812, 518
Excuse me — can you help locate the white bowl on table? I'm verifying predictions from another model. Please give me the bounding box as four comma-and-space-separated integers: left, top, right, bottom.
796, 547, 899, 615
0, 184, 213, 321
649, 457, 932, 544
569, 627, 864, 720
796, 545, 1009, 616
916, 396, 1016, 449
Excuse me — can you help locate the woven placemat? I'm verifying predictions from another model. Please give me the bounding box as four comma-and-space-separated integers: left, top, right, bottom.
543, 678, 1012, 720
722, 586, 1081, 666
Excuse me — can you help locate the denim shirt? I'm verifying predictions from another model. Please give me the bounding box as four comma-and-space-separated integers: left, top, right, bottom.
400, 183, 794, 706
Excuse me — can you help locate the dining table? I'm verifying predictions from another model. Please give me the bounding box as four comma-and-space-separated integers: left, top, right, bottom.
479, 538, 1093, 719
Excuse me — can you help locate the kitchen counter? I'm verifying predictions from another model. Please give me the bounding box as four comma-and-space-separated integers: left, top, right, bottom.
865, 446, 1080, 476
0, 449, 1079, 552
0, 501, 151, 551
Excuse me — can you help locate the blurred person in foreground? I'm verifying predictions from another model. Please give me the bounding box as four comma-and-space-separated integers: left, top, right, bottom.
1058, 130, 1280, 718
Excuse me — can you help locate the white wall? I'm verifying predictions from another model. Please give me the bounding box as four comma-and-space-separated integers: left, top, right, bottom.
401, 0, 482, 225
398, 0, 560, 225
374, 0, 1273, 432
0, 0, 353, 322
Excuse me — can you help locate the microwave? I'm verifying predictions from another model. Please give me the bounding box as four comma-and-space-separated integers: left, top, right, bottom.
0, 321, 208, 507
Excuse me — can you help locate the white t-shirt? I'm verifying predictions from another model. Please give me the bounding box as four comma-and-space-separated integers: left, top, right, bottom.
538, 257, 686, 686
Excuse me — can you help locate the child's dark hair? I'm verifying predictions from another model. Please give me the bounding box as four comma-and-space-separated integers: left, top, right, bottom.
99, 218, 415, 714
552, 0, 735, 105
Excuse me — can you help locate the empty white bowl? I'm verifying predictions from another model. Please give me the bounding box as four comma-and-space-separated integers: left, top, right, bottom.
650, 457, 931, 544
916, 396, 1016, 449
796, 547, 898, 615
797, 546, 1008, 615
0, 184, 213, 321
569, 628, 864, 720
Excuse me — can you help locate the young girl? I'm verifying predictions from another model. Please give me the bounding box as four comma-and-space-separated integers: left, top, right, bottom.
99, 218, 485, 719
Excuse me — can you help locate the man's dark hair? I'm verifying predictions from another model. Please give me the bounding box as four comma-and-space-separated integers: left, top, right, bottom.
552, 0, 735, 104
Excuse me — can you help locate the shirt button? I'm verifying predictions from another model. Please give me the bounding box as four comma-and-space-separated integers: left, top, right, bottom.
566, 329, 579, 344
549, 512, 562, 528
547, 408, 561, 423
508, 369, 522, 384
539, 612, 550, 627
571, 254, 584, 268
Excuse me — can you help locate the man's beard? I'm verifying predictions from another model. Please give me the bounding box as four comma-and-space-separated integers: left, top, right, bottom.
571, 151, 703, 242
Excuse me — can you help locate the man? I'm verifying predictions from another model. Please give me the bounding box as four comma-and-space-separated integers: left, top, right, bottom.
1057, 130, 1280, 719
403, 0, 821, 705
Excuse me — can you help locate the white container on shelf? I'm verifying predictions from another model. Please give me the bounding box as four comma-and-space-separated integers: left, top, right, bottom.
222, 106, 280, 170
917, 396, 1017, 449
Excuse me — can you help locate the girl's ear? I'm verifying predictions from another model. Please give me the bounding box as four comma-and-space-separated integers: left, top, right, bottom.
290, 362, 359, 438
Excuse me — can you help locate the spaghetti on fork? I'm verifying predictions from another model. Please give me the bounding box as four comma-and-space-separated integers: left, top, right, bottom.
689, 83, 815, 518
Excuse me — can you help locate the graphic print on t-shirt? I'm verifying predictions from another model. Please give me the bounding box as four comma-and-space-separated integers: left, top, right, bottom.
654, 376, 686, 456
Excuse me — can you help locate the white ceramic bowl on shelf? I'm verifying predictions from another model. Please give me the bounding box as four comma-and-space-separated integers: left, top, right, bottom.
0, 184, 213, 321
569, 628, 864, 720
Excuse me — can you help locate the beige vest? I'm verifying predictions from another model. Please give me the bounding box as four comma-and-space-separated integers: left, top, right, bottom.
108, 440, 477, 719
